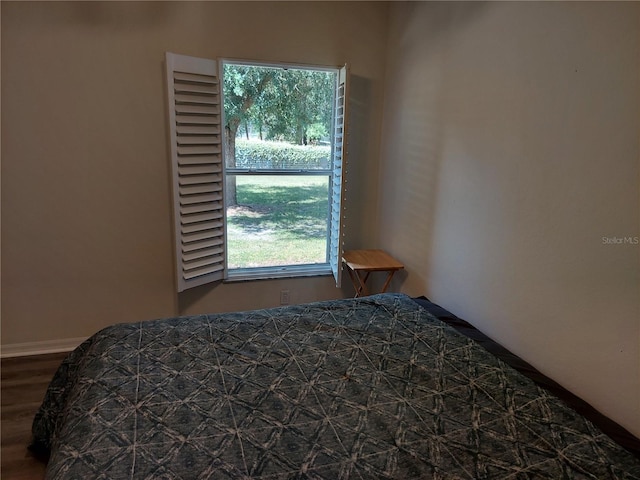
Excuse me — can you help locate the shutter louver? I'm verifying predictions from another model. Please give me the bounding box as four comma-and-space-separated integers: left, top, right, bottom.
166, 53, 226, 292
329, 66, 349, 287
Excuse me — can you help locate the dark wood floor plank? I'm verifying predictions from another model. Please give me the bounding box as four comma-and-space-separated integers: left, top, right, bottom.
1, 352, 69, 480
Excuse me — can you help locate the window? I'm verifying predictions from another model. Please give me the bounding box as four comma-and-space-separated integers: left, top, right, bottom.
165, 53, 348, 292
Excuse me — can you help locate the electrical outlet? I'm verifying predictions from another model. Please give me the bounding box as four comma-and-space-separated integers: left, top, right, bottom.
280, 289, 290, 305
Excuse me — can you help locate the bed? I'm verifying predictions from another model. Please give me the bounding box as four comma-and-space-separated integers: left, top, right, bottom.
31, 293, 640, 479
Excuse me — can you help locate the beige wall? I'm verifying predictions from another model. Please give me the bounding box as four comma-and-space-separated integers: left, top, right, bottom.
379, 2, 640, 436
1, 1, 388, 346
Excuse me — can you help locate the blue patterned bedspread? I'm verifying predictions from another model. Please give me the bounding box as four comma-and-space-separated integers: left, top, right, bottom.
32, 294, 640, 479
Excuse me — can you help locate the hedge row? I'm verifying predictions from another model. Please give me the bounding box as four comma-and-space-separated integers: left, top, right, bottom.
235, 139, 331, 170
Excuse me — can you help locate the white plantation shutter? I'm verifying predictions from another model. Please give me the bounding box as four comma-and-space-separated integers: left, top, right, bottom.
166, 52, 226, 292
329, 65, 349, 287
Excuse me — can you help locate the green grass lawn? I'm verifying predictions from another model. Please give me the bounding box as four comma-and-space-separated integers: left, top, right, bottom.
226, 175, 329, 268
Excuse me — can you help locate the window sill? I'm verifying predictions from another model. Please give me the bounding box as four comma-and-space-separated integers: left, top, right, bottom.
225, 264, 332, 283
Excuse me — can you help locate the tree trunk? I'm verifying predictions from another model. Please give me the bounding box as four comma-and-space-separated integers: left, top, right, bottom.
296, 121, 305, 145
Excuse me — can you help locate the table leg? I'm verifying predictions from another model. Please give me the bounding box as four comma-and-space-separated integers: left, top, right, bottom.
346, 267, 369, 297
380, 271, 396, 293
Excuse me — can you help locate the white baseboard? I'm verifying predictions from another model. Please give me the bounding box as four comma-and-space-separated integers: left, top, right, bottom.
1, 337, 87, 358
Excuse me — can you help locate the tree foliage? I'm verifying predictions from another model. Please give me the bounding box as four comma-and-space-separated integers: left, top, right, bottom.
223, 64, 334, 146
223, 65, 275, 138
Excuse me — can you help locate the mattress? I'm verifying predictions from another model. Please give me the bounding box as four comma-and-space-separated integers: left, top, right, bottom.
32, 293, 640, 479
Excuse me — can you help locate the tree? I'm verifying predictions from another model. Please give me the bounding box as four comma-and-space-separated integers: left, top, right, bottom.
260, 69, 333, 145
223, 65, 274, 205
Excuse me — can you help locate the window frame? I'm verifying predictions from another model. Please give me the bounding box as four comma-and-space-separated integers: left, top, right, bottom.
222, 59, 344, 282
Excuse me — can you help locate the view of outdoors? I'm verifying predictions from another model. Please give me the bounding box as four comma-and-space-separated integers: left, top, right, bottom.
223, 63, 336, 269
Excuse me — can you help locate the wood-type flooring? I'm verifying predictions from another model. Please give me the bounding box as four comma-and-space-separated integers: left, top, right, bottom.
1, 352, 68, 480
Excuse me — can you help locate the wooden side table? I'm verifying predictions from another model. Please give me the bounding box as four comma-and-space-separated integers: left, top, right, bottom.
342, 249, 404, 297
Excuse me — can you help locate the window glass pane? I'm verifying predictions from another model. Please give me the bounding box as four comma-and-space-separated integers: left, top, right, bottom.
223, 64, 335, 173
226, 175, 329, 269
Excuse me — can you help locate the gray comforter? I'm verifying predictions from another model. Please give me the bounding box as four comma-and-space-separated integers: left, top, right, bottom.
32, 294, 640, 479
